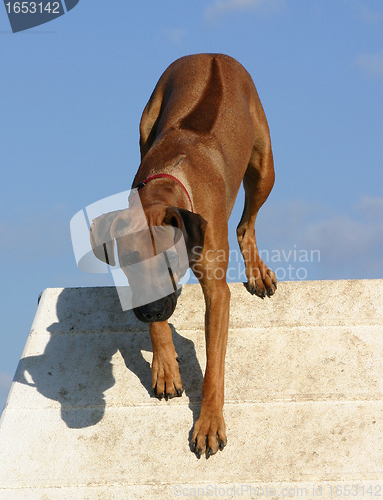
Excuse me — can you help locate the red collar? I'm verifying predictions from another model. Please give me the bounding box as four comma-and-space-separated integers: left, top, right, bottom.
130, 173, 194, 213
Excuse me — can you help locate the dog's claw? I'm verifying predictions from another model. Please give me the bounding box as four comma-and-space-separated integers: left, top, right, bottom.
268, 289, 274, 296
261, 289, 266, 298
191, 440, 196, 452
207, 448, 213, 459
177, 388, 182, 397
219, 440, 226, 451
196, 449, 202, 459
273, 281, 277, 289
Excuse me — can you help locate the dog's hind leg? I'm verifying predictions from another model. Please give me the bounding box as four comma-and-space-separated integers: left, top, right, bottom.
236, 139, 277, 298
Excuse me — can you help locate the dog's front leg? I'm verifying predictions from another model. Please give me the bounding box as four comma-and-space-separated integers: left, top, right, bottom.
150, 321, 184, 400
191, 273, 230, 459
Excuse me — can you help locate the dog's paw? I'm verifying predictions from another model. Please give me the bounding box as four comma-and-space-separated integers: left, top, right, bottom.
191, 408, 227, 459
151, 352, 184, 400
245, 259, 277, 299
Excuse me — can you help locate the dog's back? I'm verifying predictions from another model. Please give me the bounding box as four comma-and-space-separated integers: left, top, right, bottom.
139, 54, 271, 184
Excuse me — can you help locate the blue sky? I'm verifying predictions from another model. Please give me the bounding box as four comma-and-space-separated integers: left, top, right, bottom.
1, 0, 383, 413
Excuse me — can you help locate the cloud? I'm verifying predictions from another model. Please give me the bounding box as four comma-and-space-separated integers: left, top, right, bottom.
305, 214, 383, 263
53, 269, 114, 288
164, 28, 187, 45
257, 196, 383, 280
357, 196, 383, 221
205, 0, 284, 22
346, 0, 381, 24
0, 373, 12, 391
0, 372, 13, 411
0, 204, 72, 262
356, 52, 383, 78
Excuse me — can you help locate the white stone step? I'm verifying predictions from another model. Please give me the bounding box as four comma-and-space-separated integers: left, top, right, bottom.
1, 280, 382, 499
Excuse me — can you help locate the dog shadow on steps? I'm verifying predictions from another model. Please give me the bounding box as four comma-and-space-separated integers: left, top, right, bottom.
13, 287, 204, 433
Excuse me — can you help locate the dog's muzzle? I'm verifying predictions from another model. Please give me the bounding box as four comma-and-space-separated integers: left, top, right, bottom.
133, 293, 177, 323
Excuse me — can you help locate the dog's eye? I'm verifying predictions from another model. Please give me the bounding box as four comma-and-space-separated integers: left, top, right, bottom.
165, 251, 179, 268
120, 251, 141, 267
120, 256, 131, 268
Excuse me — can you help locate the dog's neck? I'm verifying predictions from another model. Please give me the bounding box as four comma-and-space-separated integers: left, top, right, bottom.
137, 176, 192, 214
133, 173, 193, 213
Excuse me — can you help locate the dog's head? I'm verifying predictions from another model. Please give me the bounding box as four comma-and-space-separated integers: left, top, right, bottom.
90, 205, 207, 323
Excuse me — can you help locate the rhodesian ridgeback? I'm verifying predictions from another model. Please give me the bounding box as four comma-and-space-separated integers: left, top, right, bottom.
90, 53, 276, 459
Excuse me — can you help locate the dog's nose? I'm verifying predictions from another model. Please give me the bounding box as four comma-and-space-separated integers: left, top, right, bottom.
139, 301, 166, 322
133, 294, 178, 324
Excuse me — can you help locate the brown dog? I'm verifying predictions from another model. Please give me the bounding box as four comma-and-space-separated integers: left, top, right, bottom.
90, 54, 276, 459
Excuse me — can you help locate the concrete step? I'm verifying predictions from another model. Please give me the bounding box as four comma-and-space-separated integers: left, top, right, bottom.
1, 280, 383, 499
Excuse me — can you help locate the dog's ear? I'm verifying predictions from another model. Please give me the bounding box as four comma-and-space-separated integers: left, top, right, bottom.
164, 207, 207, 262
90, 210, 124, 266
